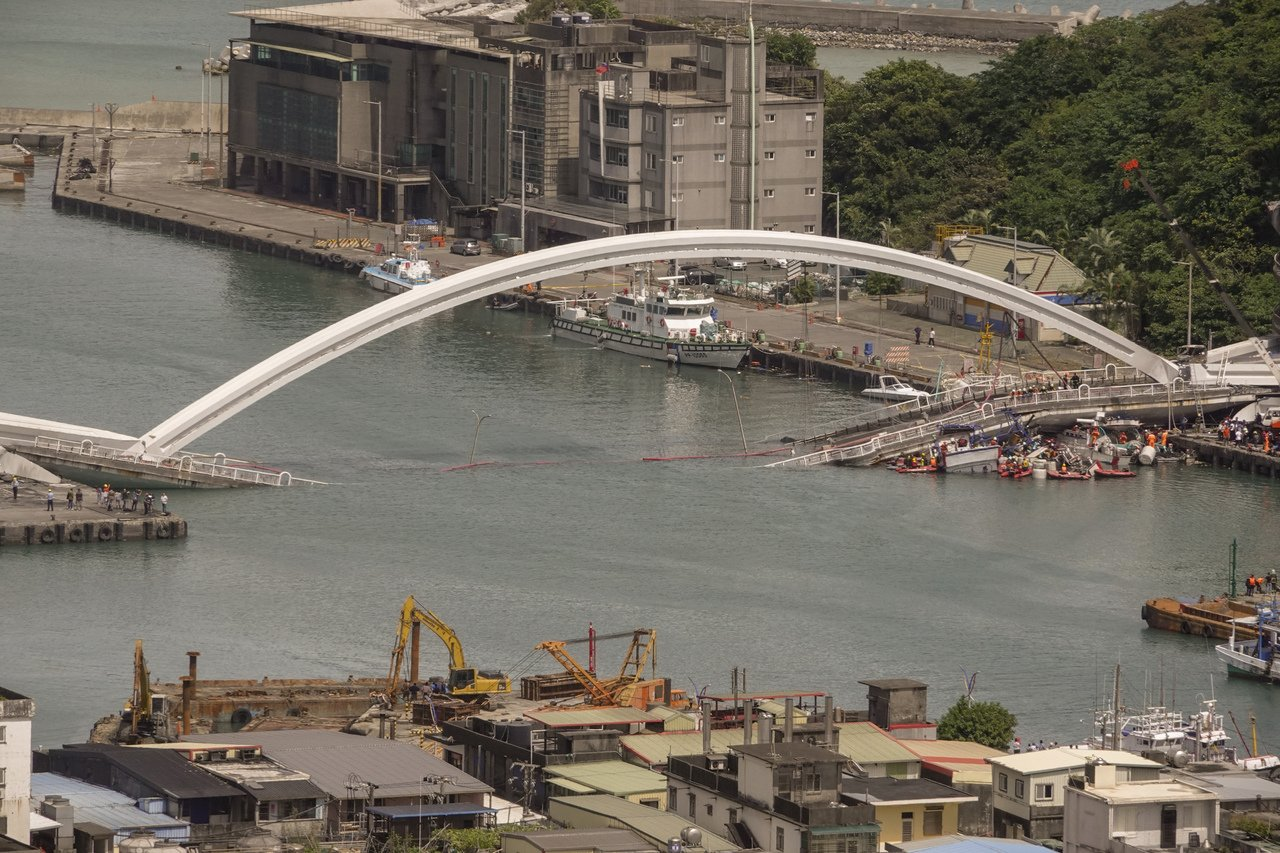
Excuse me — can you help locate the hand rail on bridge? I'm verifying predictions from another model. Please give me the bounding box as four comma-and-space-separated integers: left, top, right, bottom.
29, 435, 296, 487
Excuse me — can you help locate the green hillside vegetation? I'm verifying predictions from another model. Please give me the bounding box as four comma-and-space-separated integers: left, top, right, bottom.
819, 0, 1280, 352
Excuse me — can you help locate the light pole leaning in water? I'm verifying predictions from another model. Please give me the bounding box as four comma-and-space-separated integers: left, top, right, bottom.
469, 411, 491, 466
717, 370, 748, 455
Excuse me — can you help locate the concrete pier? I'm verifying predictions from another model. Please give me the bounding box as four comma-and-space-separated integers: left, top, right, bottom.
0, 479, 187, 547
1172, 434, 1280, 478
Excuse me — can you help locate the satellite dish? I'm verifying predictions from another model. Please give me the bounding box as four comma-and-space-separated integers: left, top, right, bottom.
1171, 750, 1190, 768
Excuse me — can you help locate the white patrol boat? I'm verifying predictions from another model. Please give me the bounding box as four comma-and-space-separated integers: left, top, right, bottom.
359, 251, 438, 294
551, 285, 749, 369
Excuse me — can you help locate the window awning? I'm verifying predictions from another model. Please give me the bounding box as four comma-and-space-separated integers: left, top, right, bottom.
243, 40, 353, 62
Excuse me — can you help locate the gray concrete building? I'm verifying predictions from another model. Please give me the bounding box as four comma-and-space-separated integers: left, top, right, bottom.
225, 1, 512, 226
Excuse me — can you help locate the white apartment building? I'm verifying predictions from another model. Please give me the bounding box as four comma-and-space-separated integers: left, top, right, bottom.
0, 686, 36, 844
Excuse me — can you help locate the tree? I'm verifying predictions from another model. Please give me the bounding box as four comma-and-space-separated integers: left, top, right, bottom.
790, 274, 816, 304
936, 697, 1017, 751
863, 272, 901, 297
765, 30, 817, 68
516, 0, 619, 24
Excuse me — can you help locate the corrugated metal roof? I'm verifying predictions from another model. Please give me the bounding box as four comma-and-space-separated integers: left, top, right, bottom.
547, 796, 739, 852
648, 706, 697, 732
502, 828, 651, 853
619, 728, 754, 766
243, 779, 327, 800
901, 739, 1004, 762
987, 747, 1162, 774
526, 707, 661, 728
892, 834, 1053, 853
31, 773, 190, 836
943, 235, 1085, 295
48, 745, 241, 800
834, 723, 921, 765
543, 761, 666, 795
547, 778, 596, 794
183, 731, 490, 800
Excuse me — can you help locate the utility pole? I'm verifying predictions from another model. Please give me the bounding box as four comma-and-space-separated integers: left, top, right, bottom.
191, 43, 211, 163
1175, 260, 1194, 348
509, 129, 526, 250
822, 190, 841, 321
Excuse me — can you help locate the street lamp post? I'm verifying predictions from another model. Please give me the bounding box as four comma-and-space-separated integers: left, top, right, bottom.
469, 410, 490, 465
717, 369, 749, 455
191, 43, 211, 163
822, 190, 841, 322
364, 99, 383, 223
1175, 260, 1194, 348
508, 129, 526, 250
994, 224, 1019, 286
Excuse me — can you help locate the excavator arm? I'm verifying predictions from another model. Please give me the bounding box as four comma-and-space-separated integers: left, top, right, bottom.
130, 639, 153, 735
387, 596, 468, 701
536, 640, 616, 704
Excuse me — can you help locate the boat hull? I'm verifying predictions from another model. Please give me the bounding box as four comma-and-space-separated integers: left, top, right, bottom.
1142, 597, 1258, 640
360, 268, 433, 294
552, 316, 748, 369
939, 446, 1000, 474
1216, 643, 1280, 683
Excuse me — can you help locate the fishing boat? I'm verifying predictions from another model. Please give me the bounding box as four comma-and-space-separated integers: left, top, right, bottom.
1217, 612, 1280, 683
358, 251, 437, 294
862, 375, 931, 403
935, 424, 1000, 473
551, 285, 749, 369
1047, 467, 1092, 480
1142, 595, 1260, 640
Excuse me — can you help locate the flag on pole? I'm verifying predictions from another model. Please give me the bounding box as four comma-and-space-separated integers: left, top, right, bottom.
595, 61, 610, 74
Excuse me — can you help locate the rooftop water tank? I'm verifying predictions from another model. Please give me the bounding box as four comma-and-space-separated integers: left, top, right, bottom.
571, 11, 592, 23
550, 11, 571, 26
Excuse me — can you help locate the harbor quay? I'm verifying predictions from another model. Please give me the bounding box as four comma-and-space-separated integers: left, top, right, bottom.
0, 475, 186, 546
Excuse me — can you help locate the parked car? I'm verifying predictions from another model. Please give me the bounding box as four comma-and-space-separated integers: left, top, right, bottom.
680, 266, 718, 286
713, 257, 747, 271
451, 239, 481, 256
764, 257, 788, 269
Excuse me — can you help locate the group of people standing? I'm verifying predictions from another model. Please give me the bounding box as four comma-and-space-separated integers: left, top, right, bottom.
1219, 418, 1277, 453
1245, 571, 1278, 595
98, 484, 168, 514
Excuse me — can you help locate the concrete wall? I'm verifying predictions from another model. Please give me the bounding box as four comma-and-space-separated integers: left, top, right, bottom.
0, 101, 217, 134
0, 698, 34, 844
618, 0, 1076, 40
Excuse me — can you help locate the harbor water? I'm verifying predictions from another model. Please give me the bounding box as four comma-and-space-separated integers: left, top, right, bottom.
2, 155, 1278, 754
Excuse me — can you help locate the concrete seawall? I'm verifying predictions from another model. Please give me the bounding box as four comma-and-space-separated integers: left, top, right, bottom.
617, 0, 1079, 40
0, 101, 221, 137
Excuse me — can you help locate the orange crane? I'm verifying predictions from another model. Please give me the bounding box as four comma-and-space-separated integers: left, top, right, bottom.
535, 629, 664, 706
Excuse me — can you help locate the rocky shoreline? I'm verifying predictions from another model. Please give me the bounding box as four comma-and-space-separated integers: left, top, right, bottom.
793, 24, 1018, 54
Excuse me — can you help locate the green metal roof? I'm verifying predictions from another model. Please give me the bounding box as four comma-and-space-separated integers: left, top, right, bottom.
620, 728, 754, 766
548, 796, 739, 852
543, 761, 667, 796
943, 234, 1085, 294
833, 722, 922, 765
547, 778, 596, 794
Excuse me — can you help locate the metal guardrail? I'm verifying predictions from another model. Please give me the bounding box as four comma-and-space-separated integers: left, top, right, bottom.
767, 380, 1244, 469
28, 436, 297, 486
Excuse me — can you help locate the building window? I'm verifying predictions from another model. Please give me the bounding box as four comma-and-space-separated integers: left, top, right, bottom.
714, 153, 725, 162
714, 115, 726, 125
640, 799, 659, 809
764, 189, 774, 198
1034, 783, 1053, 801
645, 114, 657, 132
804, 225, 815, 233
804, 187, 816, 196
645, 153, 658, 170
644, 189, 655, 208
998, 773, 1008, 793
764, 151, 775, 161
1014, 779, 1025, 800
589, 103, 600, 123
0, 725, 5, 743
258, 801, 272, 822
668, 787, 677, 807
605, 146, 628, 166
805, 149, 816, 158
588, 141, 601, 161
776, 828, 785, 852
924, 806, 943, 836
705, 804, 713, 816
901, 812, 914, 843
672, 116, 685, 127
672, 154, 684, 164
806, 112, 816, 132
765, 113, 776, 123
687, 793, 696, 818
606, 108, 629, 129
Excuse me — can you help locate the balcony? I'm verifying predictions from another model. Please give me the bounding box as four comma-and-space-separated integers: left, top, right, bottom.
773, 796, 867, 827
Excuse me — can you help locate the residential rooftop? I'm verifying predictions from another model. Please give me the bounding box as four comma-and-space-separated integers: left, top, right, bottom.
1078, 778, 1218, 804
835, 722, 922, 765
987, 747, 1163, 773
543, 760, 667, 796
843, 775, 978, 806
733, 741, 846, 766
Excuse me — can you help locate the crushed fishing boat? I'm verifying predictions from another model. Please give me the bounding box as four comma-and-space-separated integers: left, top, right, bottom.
935, 424, 1000, 473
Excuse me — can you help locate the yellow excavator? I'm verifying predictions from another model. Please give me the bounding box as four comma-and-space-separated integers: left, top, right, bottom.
387, 596, 511, 704
123, 639, 160, 738
536, 628, 673, 707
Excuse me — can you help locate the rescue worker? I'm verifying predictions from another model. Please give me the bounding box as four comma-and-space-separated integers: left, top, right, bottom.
1247, 575, 1256, 595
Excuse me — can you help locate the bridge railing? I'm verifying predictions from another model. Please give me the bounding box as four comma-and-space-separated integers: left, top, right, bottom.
30, 436, 294, 487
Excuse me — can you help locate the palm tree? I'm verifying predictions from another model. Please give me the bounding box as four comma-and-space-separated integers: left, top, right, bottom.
878, 219, 902, 248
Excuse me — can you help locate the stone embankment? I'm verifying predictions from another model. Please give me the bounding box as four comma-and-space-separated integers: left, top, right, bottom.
795, 25, 1017, 54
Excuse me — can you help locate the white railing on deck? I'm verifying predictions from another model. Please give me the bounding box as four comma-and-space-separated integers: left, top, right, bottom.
29, 436, 296, 486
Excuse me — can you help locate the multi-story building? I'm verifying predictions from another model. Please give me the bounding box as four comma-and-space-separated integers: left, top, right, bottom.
666, 742, 879, 853
986, 749, 1163, 840
503, 31, 822, 248
222, 1, 823, 244
0, 687, 35, 844
226, 0, 512, 224
1063, 761, 1218, 853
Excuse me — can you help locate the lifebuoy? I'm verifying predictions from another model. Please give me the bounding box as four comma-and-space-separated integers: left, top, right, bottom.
68, 527, 84, 543
39, 528, 55, 544
98, 525, 114, 542
155, 522, 171, 539
1180, 620, 1192, 634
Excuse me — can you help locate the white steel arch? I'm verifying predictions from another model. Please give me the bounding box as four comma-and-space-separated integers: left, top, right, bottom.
132, 230, 1177, 457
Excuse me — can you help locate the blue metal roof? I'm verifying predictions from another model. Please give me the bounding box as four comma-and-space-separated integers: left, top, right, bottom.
31, 773, 190, 839
367, 804, 497, 819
